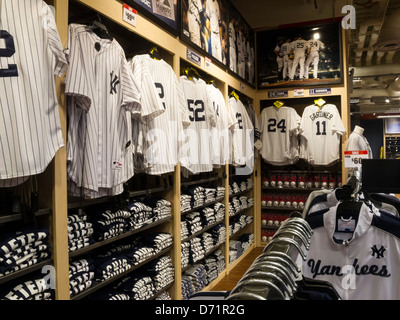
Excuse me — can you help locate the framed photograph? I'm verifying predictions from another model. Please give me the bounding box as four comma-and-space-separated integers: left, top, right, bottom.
125, 0, 180, 35
228, 3, 256, 87
257, 22, 343, 89
180, 0, 229, 67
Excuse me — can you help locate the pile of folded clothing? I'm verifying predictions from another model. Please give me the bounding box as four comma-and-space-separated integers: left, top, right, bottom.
68, 210, 94, 252
141, 232, 173, 253
181, 241, 190, 268
229, 240, 242, 263
239, 196, 249, 210
214, 202, 225, 222
89, 206, 130, 241
229, 181, 240, 195
145, 256, 174, 291
0, 226, 51, 277
238, 233, 254, 252
126, 200, 154, 230
201, 232, 214, 252
203, 255, 218, 284
216, 186, 225, 199
88, 290, 131, 300
184, 212, 203, 235
92, 253, 131, 282
181, 275, 196, 300
114, 273, 156, 300
210, 223, 226, 246
180, 194, 192, 213
229, 197, 241, 216
201, 207, 216, 226
204, 188, 216, 203
189, 237, 205, 264
155, 291, 172, 300
0, 274, 54, 300
238, 178, 248, 192
181, 220, 190, 240
69, 257, 95, 297
106, 240, 155, 266
187, 185, 205, 208
212, 249, 225, 274
146, 198, 172, 221
246, 178, 254, 189
184, 264, 207, 292
247, 197, 254, 208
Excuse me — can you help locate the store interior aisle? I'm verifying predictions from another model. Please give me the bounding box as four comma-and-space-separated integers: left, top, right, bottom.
211, 246, 264, 291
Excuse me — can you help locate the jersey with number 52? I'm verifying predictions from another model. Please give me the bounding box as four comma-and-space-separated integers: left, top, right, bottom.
260, 106, 300, 165
300, 104, 346, 166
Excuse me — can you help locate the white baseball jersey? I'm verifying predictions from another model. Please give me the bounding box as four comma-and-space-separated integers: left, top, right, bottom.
65, 24, 141, 196
206, 0, 221, 61
206, 84, 236, 167
305, 39, 325, 79
260, 106, 300, 165
130, 54, 190, 175
300, 104, 346, 166
229, 97, 254, 171
290, 39, 309, 57
180, 76, 216, 174
304, 202, 400, 300
307, 39, 325, 53
0, 0, 67, 182
229, 22, 237, 73
188, 0, 203, 47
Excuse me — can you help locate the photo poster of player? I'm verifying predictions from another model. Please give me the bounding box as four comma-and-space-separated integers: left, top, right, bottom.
126, 0, 179, 35
256, 22, 343, 89
181, 0, 229, 67
228, 2, 256, 87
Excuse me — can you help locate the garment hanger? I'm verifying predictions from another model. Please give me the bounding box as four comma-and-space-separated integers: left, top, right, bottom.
230, 90, 239, 101
208, 79, 217, 88
314, 98, 326, 108
149, 46, 162, 60
89, 15, 113, 40
273, 100, 284, 108
184, 67, 200, 80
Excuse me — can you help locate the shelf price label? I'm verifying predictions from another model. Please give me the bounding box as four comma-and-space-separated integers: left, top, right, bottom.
344, 150, 369, 168
123, 3, 137, 27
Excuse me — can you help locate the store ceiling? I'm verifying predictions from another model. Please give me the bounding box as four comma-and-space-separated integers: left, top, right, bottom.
231, 0, 400, 116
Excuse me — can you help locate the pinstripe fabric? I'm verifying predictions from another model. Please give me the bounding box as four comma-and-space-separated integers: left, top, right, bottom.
65, 24, 141, 198
130, 55, 190, 176
0, 0, 67, 184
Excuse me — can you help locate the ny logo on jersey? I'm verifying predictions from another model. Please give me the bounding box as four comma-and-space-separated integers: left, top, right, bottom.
110, 71, 120, 94
371, 245, 386, 259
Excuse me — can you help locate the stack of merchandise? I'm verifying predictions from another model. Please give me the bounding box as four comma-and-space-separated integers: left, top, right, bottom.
247, 197, 254, 208
245, 215, 253, 226
203, 255, 218, 284
180, 194, 192, 213
214, 202, 225, 222
238, 233, 254, 252
184, 212, 203, 235
68, 210, 94, 252
204, 187, 216, 203
69, 258, 95, 297
246, 178, 254, 189
210, 223, 226, 246
239, 196, 249, 210
90, 207, 130, 241
145, 256, 174, 291
88, 290, 131, 300
114, 273, 156, 300
238, 179, 248, 192
201, 207, 216, 226
107, 240, 155, 266
212, 250, 225, 274
216, 186, 225, 199
181, 275, 196, 300
230, 181, 240, 195
229, 240, 242, 263
0, 275, 54, 300
126, 200, 154, 230
155, 291, 172, 300
145, 198, 172, 222
187, 185, 205, 208
181, 220, 190, 240
184, 264, 207, 292
141, 232, 173, 253
201, 232, 214, 253
92, 253, 131, 282
181, 241, 190, 268
189, 237, 205, 264
229, 197, 241, 216
0, 227, 51, 277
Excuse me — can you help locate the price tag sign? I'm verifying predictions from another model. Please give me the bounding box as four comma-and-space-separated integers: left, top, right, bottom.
344, 150, 369, 168
123, 3, 137, 27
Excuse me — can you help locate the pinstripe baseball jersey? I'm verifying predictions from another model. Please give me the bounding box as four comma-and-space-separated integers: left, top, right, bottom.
0, 0, 67, 183
260, 106, 300, 165
228, 97, 254, 171
304, 202, 400, 300
206, 84, 236, 167
300, 104, 346, 166
180, 76, 216, 174
65, 24, 141, 197
131, 54, 190, 175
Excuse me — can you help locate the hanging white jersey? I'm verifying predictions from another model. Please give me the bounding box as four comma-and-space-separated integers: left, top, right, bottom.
64, 24, 141, 195
300, 104, 346, 166
260, 106, 300, 165
206, 84, 236, 166
229, 97, 254, 173
0, 0, 67, 182
304, 202, 400, 300
307, 39, 325, 53
132, 54, 190, 175
180, 76, 216, 174
290, 39, 309, 57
